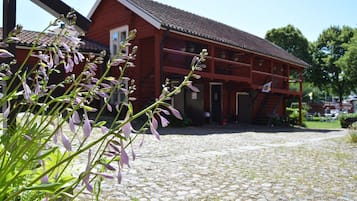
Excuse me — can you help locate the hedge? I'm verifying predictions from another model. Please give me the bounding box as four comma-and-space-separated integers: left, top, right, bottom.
339, 113, 357, 128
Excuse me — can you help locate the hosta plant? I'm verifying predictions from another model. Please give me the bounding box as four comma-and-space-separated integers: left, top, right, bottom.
0, 12, 207, 200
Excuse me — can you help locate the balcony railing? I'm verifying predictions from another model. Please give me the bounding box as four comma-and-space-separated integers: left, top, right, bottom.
162, 46, 302, 95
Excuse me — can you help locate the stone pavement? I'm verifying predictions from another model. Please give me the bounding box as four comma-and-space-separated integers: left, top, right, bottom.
81, 127, 357, 201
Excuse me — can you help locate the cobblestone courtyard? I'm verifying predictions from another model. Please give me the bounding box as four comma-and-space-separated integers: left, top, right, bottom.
82, 127, 356, 200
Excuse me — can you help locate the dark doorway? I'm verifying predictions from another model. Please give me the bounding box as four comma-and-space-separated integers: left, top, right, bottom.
237, 93, 252, 123
210, 83, 222, 122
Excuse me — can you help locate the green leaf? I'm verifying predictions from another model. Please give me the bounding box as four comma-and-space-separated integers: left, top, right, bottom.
24, 182, 63, 192
128, 102, 133, 115
95, 121, 107, 127
31, 147, 58, 161
105, 77, 116, 81
82, 105, 97, 112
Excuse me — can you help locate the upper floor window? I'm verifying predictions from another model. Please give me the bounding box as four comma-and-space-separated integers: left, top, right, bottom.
110, 25, 128, 58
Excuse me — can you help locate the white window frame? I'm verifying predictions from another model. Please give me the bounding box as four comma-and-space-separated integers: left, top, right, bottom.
110, 25, 129, 58
110, 79, 129, 105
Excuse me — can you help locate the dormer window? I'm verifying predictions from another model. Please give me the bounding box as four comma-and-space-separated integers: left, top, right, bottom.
110, 25, 128, 58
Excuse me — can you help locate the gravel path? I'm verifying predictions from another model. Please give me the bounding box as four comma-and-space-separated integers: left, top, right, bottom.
80, 127, 357, 201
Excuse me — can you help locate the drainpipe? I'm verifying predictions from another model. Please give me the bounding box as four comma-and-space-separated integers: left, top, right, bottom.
160, 28, 170, 89
298, 70, 303, 126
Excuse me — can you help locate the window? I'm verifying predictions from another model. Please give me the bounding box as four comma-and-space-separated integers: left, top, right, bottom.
110, 25, 129, 58
110, 79, 129, 105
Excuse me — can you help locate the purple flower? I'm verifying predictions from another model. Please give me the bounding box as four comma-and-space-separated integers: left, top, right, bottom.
83, 115, 92, 138
41, 174, 49, 184
73, 53, 79, 65
131, 147, 136, 161
61, 42, 71, 52
53, 124, 63, 144
109, 142, 120, 153
83, 150, 93, 193
150, 118, 160, 140
69, 117, 76, 133
120, 146, 130, 168
22, 81, 31, 100
101, 126, 109, 135
53, 128, 59, 144
72, 111, 81, 124
159, 109, 170, 115
93, 172, 114, 179
139, 136, 145, 148
54, 53, 60, 65
57, 47, 64, 59
151, 117, 158, 129
100, 162, 116, 171
32, 53, 49, 63
34, 81, 41, 95
61, 132, 72, 151
64, 57, 74, 73
48, 51, 54, 68
168, 106, 183, 120
121, 122, 132, 139
77, 52, 85, 62
106, 103, 112, 112
0, 49, 14, 58
159, 115, 169, 127
187, 81, 200, 92
39, 160, 49, 184
3, 101, 10, 118
23, 134, 32, 141
117, 169, 122, 184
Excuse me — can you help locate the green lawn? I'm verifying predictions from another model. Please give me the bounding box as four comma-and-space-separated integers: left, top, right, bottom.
304, 120, 341, 129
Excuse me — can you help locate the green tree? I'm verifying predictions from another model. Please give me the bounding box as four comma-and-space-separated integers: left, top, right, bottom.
309, 26, 355, 105
336, 29, 357, 91
265, 24, 311, 64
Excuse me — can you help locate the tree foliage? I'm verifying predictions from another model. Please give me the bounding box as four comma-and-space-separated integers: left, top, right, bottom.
308, 26, 355, 103
336, 29, 357, 91
265, 24, 311, 64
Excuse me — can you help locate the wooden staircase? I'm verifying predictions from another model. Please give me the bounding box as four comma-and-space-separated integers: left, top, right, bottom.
253, 93, 283, 125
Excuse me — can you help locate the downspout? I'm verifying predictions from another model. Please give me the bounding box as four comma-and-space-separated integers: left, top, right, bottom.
298, 69, 303, 126
160, 27, 170, 89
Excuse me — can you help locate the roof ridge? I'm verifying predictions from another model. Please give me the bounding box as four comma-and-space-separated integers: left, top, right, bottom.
125, 0, 163, 25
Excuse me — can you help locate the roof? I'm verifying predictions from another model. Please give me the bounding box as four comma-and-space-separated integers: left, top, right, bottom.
31, 0, 91, 33
88, 0, 309, 67
0, 28, 107, 52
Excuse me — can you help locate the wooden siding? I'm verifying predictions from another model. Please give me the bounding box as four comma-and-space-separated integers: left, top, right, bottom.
87, 0, 157, 45
86, 0, 161, 111
86, 0, 304, 124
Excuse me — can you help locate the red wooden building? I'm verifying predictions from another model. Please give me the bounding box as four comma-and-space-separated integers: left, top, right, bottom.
86, 0, 309, 125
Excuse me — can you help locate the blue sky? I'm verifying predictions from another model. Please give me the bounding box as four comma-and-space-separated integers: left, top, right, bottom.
1, 0, 356, 42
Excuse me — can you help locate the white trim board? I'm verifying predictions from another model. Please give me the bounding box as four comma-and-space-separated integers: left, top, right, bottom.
87, 0, 161, 29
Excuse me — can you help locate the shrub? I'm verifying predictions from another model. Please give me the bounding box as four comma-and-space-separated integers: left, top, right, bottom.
348, 122, 357, 143
286, 107, 307, 125
339, 113, 357, 128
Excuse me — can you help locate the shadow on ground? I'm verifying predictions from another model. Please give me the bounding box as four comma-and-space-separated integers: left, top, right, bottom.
95, 115, 342, 135
157, 123, 343, 135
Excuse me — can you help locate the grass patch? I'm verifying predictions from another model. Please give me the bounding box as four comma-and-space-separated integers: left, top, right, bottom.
304, 120, 341, 129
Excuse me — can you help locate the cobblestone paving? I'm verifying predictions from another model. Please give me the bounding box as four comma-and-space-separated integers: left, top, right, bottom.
81, 127, 357, 201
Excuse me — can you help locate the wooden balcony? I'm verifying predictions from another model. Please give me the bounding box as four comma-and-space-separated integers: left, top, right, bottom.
162, 46, 302, 96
